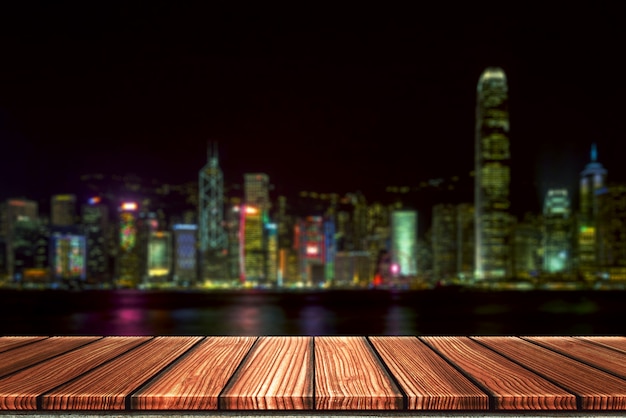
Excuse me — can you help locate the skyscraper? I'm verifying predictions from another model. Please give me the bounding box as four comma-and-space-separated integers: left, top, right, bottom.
432, 204, 457, 282
198, 142, 227, 252
244, 173, 271, 214
578, 143, 607, 279
0, 198, 39, 280
474, 67, 511, 280
198, 142, 228, 281
580, 143, 607, 223
81, 197, 111, 285
542, 189, 572, 275
390, 210, 417, 278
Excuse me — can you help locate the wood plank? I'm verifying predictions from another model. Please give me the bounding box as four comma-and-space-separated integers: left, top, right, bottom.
369, 336, 488, 410
421, 336, 576, 410
41, 336, 201, 410
524, 336, 626, 379
0, 337, 100, 378
220, 336, 312, 410
0, 337, 150, 410
475, 336, 626, 410
0, 337, 48, 353
132, 336, 256, 410
579, 336, 626, 353
315, 336, 402, 410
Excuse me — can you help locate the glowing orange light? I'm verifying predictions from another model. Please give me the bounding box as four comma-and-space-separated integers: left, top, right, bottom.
245, 206, 258, 215
121, 202, 138, 211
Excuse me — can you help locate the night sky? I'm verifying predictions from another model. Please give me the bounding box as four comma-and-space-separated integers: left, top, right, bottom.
1, 2, 624, 217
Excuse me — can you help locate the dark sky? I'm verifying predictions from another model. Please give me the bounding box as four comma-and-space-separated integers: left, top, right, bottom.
1, 2, 624, 214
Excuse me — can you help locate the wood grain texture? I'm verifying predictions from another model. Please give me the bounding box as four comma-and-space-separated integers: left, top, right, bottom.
0, 336, 100, 378
220, 336, 312, 410
475, 336, 626, 410
579, 336, 626, 353
132, 336, 256, 410
315, 336, 402, 410
369, 336, 488, 410
0, 337, 48, 353
524, 336, 626, 379
0, 337, 149, 410
421, 336, 576, 410
41, 336, 201, 410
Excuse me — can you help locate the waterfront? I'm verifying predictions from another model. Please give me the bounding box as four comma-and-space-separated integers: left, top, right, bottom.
1, 288, 624, 336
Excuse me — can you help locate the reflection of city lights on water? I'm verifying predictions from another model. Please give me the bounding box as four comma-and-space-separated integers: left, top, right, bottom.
225, 305, 286, 335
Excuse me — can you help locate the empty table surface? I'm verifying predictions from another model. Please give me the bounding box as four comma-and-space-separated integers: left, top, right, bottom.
0, 336, 625, 412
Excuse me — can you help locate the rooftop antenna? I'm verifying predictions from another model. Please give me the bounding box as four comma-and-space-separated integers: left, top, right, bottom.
591, 143, 597, 162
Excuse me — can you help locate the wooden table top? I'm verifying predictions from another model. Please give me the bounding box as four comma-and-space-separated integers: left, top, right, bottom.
0, 336, 625, 412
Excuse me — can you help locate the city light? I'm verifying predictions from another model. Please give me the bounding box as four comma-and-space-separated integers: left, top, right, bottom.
120, 202, 138, 211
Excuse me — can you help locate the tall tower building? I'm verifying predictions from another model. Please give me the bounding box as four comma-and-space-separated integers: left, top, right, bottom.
244, 173, 271, 214
578, 143, 607, 279
81, 197, 111, 285
116, 201, 141, 287
432, 204, 457, 282
474, 67, 511, 280
580, 143, 607, 223
596, 183, 626, 281
543, 189, 573, 275
239, 173, 271, 286
0, 198, 39, 280
390, 210, 417, 278
198, 142, 227, 252
198, 142, 228, 281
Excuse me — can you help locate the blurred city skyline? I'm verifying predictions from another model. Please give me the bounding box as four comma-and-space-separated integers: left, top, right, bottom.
1, 2, 624, 214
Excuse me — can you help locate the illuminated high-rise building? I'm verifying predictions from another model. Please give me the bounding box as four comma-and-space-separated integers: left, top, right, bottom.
51, 232, 86, 281
244, 173, 271, 214
198, 142, 226, 252
577, 143, 607, 279
81, 197, 110, 285
240, 205, 264, 285
116, 201, 141, 287
266, 222, 279, 286
51, 194, 76, 227
596, 183, 626, 281
172, 224, 198, 286
390, 210, 417, 277
474, 66, 511, 280
0, 198, 38, 279
542, 189, 572, 275
198, 142, 228, 281
295, 216, 330, 287
580, 143, 607, 223
239, 174, 271, 286
225, 199, 242, 281
432, 204, 457, 282
146, 231, 172, 283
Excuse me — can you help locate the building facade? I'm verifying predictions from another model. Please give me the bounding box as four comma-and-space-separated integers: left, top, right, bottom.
198, 142, 228, 281
474, 67, 511, 280
577, 143, 607, 279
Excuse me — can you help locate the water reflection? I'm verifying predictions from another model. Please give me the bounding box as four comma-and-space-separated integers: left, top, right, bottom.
384, 305, 418, 335
1, 289, 624, 336
300, 305, 334, 335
